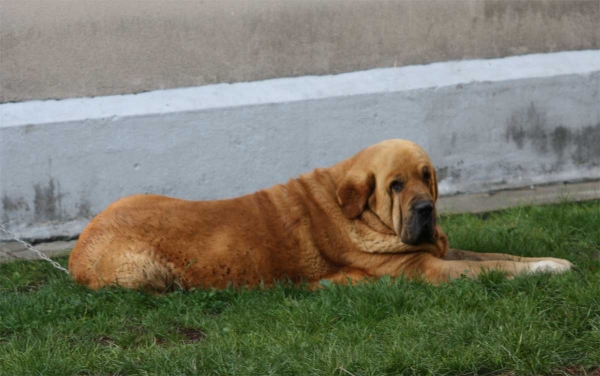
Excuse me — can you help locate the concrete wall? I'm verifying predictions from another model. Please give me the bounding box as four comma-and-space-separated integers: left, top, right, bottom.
1, 50, 599, 240
2, 0, 598, 103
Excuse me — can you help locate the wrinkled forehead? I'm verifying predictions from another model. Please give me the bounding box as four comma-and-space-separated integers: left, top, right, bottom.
371, 141, 432, 177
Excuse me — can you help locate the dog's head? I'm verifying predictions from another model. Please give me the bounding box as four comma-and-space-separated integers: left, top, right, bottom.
337, 139, 440, 246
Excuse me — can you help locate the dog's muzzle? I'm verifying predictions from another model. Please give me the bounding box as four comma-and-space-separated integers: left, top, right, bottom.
402, 200, 435, 245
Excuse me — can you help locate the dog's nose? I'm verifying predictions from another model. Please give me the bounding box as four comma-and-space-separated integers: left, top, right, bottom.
413, 200, 434, 217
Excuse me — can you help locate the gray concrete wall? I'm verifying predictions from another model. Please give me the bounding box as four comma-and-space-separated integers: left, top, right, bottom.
1, 50, 598, 240
2, 0, 598, 103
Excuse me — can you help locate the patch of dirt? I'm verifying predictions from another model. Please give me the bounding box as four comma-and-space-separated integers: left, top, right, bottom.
177, 327, 205, 343
20, 282, 42, 292
2, 281, 45, 293
97, 325, 205, 348
154, 327, 206, 346
97, 335, 114, 347
154, 336, 167, 345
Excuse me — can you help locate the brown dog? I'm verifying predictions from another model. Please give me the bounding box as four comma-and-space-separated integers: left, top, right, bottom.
69, 139, 572, 291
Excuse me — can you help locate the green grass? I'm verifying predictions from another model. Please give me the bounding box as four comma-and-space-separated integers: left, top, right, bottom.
1, 201, 599, 375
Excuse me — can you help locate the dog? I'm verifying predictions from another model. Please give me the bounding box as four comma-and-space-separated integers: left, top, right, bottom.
69, 139, 572, 291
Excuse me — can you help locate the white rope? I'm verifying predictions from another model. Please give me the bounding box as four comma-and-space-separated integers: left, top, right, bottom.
0, 224, 70, 274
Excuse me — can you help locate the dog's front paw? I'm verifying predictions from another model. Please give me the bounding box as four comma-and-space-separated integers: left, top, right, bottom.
548, 257, 574, 269
529, 260, 572, 274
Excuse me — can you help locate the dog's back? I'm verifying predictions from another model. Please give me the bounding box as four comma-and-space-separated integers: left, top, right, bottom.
68, 174, 342, 291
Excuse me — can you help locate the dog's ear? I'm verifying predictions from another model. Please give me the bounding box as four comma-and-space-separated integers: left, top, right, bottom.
337, 171, 375, 219
430, 167, 438, 202
431, 167, 439, 202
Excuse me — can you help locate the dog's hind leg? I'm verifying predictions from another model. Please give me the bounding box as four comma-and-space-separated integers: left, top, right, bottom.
114, 251, 175, 292
88, 247, 175, 292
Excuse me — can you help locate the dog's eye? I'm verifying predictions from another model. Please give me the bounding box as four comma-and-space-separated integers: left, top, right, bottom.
423, 170, 431, 182
390, 180, 403, 192
423, 167, 431, 182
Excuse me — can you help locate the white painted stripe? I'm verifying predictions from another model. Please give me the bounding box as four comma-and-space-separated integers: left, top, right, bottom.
2, 50, 599, 128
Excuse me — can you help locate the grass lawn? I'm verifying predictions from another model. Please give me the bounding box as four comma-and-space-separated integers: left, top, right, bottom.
1, 201, 599, 375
